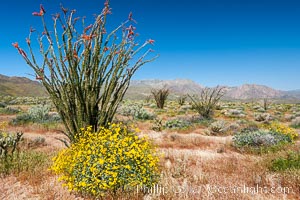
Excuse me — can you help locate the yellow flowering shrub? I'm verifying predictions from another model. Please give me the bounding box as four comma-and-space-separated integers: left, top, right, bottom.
0, 121, 8, 131
51, 123, 160, 197
262, 122, 298, 141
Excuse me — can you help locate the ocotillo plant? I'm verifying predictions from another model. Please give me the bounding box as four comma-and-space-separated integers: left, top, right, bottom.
189, 86, 225, 119
151, 87, 169, 109
13, 1, 157, 144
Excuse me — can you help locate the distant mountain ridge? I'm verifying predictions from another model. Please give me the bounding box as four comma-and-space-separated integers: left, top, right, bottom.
224, 84, 283, 100
0, 74, 299, 100
128, 79, 300, 100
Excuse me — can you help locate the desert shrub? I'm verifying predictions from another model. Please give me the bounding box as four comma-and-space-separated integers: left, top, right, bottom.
152, 118, 163, 132
223, 109, 246, 118
240, 122, 260, 133
28, 104, 51, 121
209, 120, 227, 135
51, 124, 160, 198
120, 104, 155, 120
0, 107, 20, 115
226, 122, 241, 132
135, 109, 155, 120
254, 113, 272, 122
270, 151, 300, 171
151, 87, 169, 109
284, 114, 295, 122
26, 137, 46, 148
10, 105, 61, 125
233, 129, 292, 149
165, 119, 191, 130
0, 102, 7, 108
291, 117, 300, 129
262, 122, 298, 141
180, 104, 192, 111
10, 114, 33, 125
189, 86, 225, 119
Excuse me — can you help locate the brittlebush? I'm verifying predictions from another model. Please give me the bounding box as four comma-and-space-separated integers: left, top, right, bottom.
51, 123, 160, 197
262, 122, 298, 141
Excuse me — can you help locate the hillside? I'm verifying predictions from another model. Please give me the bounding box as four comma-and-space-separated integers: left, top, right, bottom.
224, 84, 284, 100
0, 74, 46, 97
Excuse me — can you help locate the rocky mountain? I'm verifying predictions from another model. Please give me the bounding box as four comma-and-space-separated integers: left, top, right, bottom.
0, 74, 46, 97
224, 84, 284, 100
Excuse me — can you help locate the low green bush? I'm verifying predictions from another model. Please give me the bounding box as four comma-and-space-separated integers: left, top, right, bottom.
233, 129, 292, 148
120, 103, 155, 121
0, 107, 20, 115
10, 105, 61, 125
165, 119, 191, 130
270, 151, 300, 171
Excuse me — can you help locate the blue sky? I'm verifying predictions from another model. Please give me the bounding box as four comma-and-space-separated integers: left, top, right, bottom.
1, 0, 300, 90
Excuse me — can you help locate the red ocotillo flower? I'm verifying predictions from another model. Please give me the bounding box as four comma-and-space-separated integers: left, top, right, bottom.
73, 50, 79, 59
82, 33, 96, 41
103, 47, 109, 52
128, 30, 134, 38
12, 42, 26, 58
127, 25, 136, 38
12, 42, 19, 48
40, 4, 46, 14
32, 12, 42, 16
32, 4, 46, 16
147, 39, 155, 45
84, 24, 93, 33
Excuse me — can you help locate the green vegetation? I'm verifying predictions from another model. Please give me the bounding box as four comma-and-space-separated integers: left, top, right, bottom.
270, 151, 300, 171
165, 118, 191, 130
11, 104, 61, 125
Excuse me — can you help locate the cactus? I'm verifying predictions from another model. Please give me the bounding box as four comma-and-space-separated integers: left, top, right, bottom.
13, 2, 156, 144
0, 132, 23, 162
